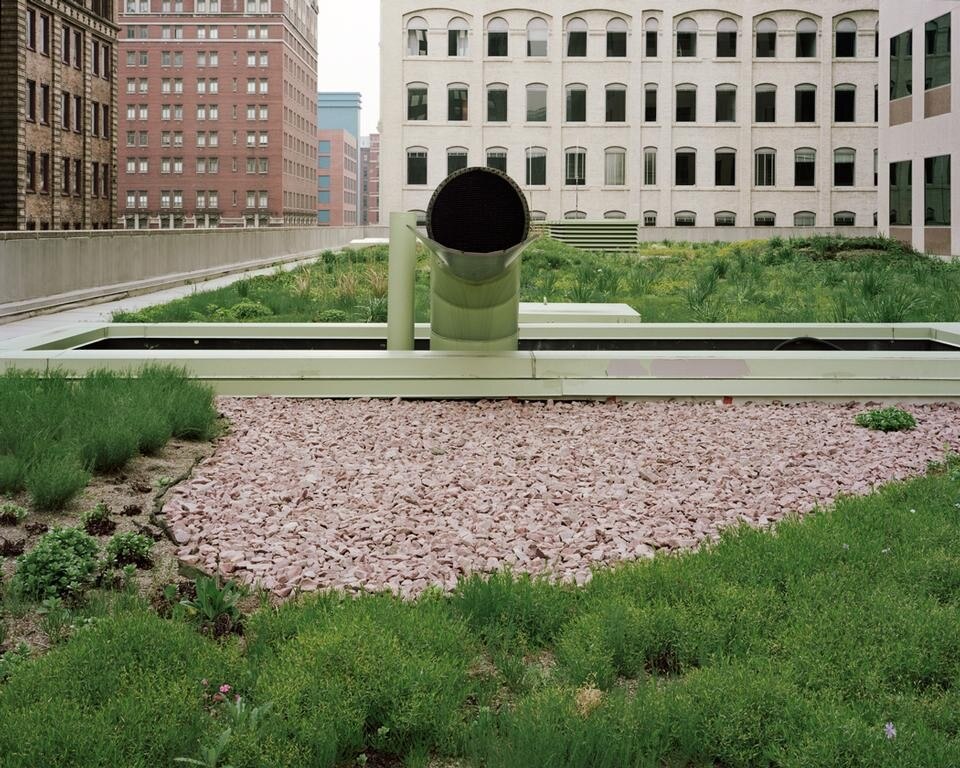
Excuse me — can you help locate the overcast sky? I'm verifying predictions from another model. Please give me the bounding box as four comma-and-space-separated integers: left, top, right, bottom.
317, 1, 381, 137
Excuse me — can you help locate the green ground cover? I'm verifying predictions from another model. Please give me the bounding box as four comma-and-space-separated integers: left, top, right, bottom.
113, 236, 960, 325
2, 460, 959, 767
0, 368, 218, 510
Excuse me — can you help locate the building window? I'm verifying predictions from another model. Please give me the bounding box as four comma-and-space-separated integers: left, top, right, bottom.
40, 84, 49, 123
448, 17, 468, 56
755, 149, 776, 186
644, 84, 657, 122
926, 14, 951, 91
565, 84, 586, 122
39, 153, 49, 192
406, 148, 427, 185
526, 147, 547, 185
407, 83, 427, 120
795, 84, 816, 122
794, 211, 816, 227
644, 18, 658, 57
26, 80, 36, 121
447, 148, 468, 175
486, 148, 507, 173
407, 16, 428, 56
604, 147, 625, 186
526, 83, 547, 121
604, 210, 626, 220
675, 149, 696, 186
643, 147, 657, 185
675, 211, 695, 227
834, 85, 856, 122
835, 18, 857, 58
796, 19, 817, 57
676, 18, 697, 57
755, 84, 776, 122
606, 18, 627, 57
834, 148, 856, 186
715, 84, 736, 122
564, 210, 587, 220
527, 18, 548, 57
26, 151, 36, 192
890, 30, 913, 99
566, 18, 587, 57
756, 19, 777, 57
833, 211, 856, 226
447, 84, 468, 121
643, 211, 657, 226
486, 84, 507, 121
925, 155, 951, 225
487, 17, 508, 57
890, 160, 913, 225
715, 149, 736, 186
754, 211, 776, 227
795, 148, 816, 186
676, 85, 696, 122
605, 84, 626, 122
715, 211, 736, 227
716, 18, 737, 57
38, 13, 50, 55
564, 147, 586, 185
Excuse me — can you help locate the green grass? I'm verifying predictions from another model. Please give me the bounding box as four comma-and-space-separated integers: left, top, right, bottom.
2, 461, 959, 767
112, 236, 960, 325
0, 367, 218, 510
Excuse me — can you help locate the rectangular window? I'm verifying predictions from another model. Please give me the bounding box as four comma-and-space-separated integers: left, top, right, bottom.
527, 87, 546, 121
644, 86, 657, 122
926, 14, 951, 91
407, 151, 427, 184
795, 87, 816, 122
40, 84, 49, 123
62, 157, 70, 195
73, 30, 82, 68
26, 151, 36, 191
448, 150, 468, 175
605, 151, 625, 185
26, 80, 36, 121
645, 29, 658, 57
39, 13, 50, 55
39, 153, 49, 192
448, 29, 468, 57
716, 30, 737, 57
675, 151, 695, 185
61, 91, 70, 129
407, 87, 427, 120
676, 88, 696, 122
486, 150, 507, 173
795, 150, 816, 186
27, 8, 36, 49
605, 88, 626, 122
487, 88, 507, 121
607, 29, 626, 57
755, 88, 776, 122
834, 87, 855, 122
715, 152, 736, 186
448, 87, 468, 120
890, 30, 914, 99
526, 151, 546, 185
834, 150, 855, 186
565, 150, 585, 185
755, 152, 776, 186
73, 95, 82, 131
565, 88, 586, 122
715, 88, 736, 122
488, 29, 507, 57
890, 160, 913, 225
925, 155, 951, 225
644, 150, 656, 185
567, 30, 586, 57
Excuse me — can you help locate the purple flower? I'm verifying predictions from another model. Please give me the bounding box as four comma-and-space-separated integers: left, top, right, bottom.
885, 722, 897, 740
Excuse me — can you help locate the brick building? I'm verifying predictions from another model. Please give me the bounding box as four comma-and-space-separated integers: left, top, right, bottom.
360, 132, 380, 224
0, 0, 118, 231
116, 0, 318, 229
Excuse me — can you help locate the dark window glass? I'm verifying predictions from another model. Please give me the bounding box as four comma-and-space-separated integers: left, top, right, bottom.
644, 87, 657, 121
407, 151, 427, 184
716, 87, 736, 121
890, 160, 912, 225
715, 212, 736, 226
645, 30, 657, 56
566, 88, 586, 122
755, 88, 776, 121
925, 13, 951, 90
676, 88, 696, 122
834, 212, 856, 226
676, 151, 696, 185
447, 151, 467, 175
677, 31, 696, 57
486, 151, 507, 173
834, 87, 855, 122
834, 151, 855, 186
26, 80, 36, 121
448, 88, 468, 120
836, 29, 856, 57
795, 86, 816, 121
526, 152, 546, 184
890, 31, 914, 99
795, 151, 816, 186
754, 212, 776, 226
488, 31, 507, 56
565, 150, 585, 185
607, 31, 626, 57
715, 152, 736, 186
567, 30, 586, 57
407, 87, 427, 120
527, 87, 547, 121
605, 88, 626, 121
717, 31, 737, 57
796, 29, 817, 57
756, 31, 776, 57
487, 88, 507, 121
925, 155, 951, 225
755, 152, 776, 186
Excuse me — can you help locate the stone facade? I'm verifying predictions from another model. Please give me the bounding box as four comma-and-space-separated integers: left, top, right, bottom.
0, 0, 118, 230
380, 1, 880, 228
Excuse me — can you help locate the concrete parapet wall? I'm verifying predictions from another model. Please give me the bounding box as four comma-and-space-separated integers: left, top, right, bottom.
0, 226, 390, 310
636, 227, 878, 244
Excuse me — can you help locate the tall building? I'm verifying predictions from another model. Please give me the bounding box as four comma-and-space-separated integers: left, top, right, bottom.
316, 91, 360, 225
360, 132, 380, 224
0, 0, 118, 231
880, 1, 956, 256
380, 1, 880, 228
116, 0, 318, 229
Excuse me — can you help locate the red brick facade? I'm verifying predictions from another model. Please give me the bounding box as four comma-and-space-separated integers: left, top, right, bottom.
361, 131, 379, 225
116, 0, 317, 228
317, 128, 356, 226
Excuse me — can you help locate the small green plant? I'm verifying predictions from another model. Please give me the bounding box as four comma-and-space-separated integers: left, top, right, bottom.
25, 452, 90, 511
0, 503, 27, 526
314, 308, 349, 323
13, 527, 99, 601
36, 597, 73, 645
855, 406, 918, 432
80, 502, 117, 536
174, 729, 234, 768
105, 532, 154, 568
179, 575, 244, 637
0, 456, 25, 494
229, 299, 272, 321
0, 642, 30, 683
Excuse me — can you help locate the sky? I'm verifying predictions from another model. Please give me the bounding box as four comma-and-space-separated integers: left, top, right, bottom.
317, 1, 381, 137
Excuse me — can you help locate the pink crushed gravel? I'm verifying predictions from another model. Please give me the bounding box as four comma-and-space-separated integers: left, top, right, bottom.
162, 399, 960, 598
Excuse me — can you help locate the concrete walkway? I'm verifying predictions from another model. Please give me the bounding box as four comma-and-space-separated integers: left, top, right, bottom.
0, 255, 318, 343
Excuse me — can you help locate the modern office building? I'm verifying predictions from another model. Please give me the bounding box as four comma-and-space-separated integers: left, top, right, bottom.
0, 0, 118, 231
380, 1, 881, 228
116, 0, 319, 229
880, 1, 956, 256
317, 91, 360, 225
360, 132, 380, 224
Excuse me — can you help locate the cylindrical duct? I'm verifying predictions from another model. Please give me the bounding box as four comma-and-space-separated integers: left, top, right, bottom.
387, 211, 417, 351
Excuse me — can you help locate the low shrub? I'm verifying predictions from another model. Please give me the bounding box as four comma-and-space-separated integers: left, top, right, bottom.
230, 299, 273, 321
855, 406, 917, 432
25, 452, 90, 511
80, 423, 139, 474
106, 532, 154, 568
0, 455, 25, 494
0, 503, 27, 526
13, 527, 99, 601
134, 410, 174, 455
315, 308, 349, 323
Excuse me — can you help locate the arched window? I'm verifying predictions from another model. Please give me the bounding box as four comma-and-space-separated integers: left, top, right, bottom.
564, 210, 587, 220
406, 82, 427, 120
834, 148, 855, 186
525, 146, 547, 185
527, 17, 548, 57
715, 148, 736, 186
716, 83, 736, 122
836, 18, 857, 57
643, 210, 657, 226
644, 17, 659, 56
796, 18, 817, 57
794, 211, 816, 227
487, 17, 508, 57
795, 83, 816, 122
644, 83, 658, 121
406, 16, 428, 56
448, 17, 468, 57
755, 147, 776, 186
677, 18, 697, 57
756, 18, 777, 57
715, 211, 736, 226
605, 83, 626, 122
447, 146, 468, 174
833, 211, 856, 226
834, 84, 856, 122
675, 147, 696, 186
754, 211, 776, 226
643, 147, 657, 185
607, 18, 627, 57
604, 210, 626, 219
676, 83, 697, 122
406, 147, 427, 185
674, 210, 696, 226
565, 83, 586, 122
526, 83, 547, 121
486, 146, 507, 173
794, 148, 816, 186
530, 209, 547, 221
564, 146, 586, 185
486, 83, 507, 121
604, 147, 626, 185
755, 84, 776, 122
447, 83, 468, 121
717, 18, 737, 57
566, 17, 587, 57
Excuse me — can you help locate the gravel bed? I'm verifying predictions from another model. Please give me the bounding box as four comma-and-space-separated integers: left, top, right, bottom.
163, 399, 960, 598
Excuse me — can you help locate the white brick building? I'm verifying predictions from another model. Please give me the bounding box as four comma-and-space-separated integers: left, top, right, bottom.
380, 1, 880, 229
